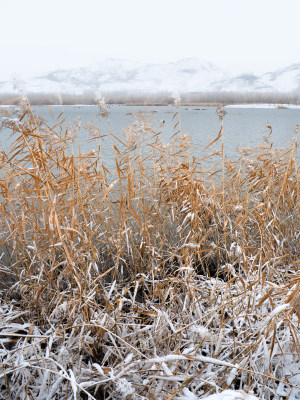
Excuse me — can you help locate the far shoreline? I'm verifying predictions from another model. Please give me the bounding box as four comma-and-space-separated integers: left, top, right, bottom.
2, 100, 300, 109
1, 90, 300, 107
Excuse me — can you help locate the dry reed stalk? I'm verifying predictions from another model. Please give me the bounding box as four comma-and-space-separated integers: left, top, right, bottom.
0, 98, 299, 399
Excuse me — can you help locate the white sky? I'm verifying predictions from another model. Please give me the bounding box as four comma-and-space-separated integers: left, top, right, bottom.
1, 0, 300, 81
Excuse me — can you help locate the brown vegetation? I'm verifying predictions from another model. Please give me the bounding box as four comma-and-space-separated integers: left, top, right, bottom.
0, 97, 299, 399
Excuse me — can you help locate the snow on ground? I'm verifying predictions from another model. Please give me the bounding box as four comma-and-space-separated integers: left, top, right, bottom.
1, 273, 300, 399
202, 390, 259, 400
225, 103, 300, 109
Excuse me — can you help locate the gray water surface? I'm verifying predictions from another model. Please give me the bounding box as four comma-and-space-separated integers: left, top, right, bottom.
1, 105, 299, 169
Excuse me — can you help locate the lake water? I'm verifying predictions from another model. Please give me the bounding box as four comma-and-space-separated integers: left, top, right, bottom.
1, 104, 299, 168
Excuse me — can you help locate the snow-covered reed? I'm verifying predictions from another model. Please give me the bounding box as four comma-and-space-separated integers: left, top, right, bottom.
0, 96, 299, 399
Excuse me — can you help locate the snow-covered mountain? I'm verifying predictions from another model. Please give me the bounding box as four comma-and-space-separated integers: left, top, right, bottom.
212, 64, 300, 92
1, 58, 300, 94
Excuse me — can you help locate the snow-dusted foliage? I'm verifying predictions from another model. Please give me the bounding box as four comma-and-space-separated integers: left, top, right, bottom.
1, 272, 300, 399
0, 98, 299, 399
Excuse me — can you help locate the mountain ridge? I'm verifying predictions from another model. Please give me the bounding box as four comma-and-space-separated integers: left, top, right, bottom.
1, 58, 300, 94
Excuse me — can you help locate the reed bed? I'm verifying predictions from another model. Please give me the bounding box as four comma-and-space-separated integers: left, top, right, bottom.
0, 97, 299, 400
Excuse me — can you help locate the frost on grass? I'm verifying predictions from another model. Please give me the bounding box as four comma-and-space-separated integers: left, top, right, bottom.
0, 99, 299, 399
1, 271, 300, 399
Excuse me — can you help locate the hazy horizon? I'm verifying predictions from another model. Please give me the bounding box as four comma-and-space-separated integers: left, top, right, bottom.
1, 0, 300, 82
2, 56, 300, 84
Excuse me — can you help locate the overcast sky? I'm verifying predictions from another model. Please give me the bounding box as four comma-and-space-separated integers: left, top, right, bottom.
1, 0, 300, 81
